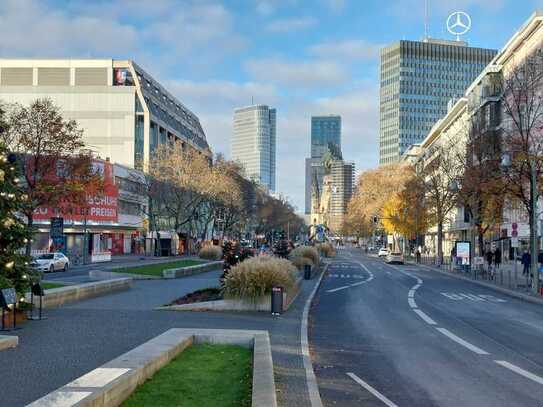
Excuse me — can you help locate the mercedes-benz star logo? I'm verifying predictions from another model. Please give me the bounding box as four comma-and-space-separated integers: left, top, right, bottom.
447, 11, 471, 41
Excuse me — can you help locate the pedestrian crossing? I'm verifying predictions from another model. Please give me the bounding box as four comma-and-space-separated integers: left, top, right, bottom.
328, 273, 367, 279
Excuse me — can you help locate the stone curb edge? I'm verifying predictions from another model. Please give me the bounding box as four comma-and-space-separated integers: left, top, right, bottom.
0, 335, 18, 351
27, 328, 277, 407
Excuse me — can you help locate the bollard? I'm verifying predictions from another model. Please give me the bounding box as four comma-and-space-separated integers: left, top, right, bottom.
304, 264, 312, 280
271, 286, 283, 316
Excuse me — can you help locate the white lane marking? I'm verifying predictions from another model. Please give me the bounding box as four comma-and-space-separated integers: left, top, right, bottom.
413, 309, 437, 325
327, 284, 352, 293
347, 372, 398, 407
301, 265, 326, 407
408, 297, 417, 308
495, 360, 543, 385
326, 261, 374, 293
408, 290, 415, 298
436, 328, 489, 355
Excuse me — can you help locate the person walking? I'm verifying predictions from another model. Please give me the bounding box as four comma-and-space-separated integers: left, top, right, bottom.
494, 247, 501, 269
522, 250, 531, 276
486, 249, 494, 279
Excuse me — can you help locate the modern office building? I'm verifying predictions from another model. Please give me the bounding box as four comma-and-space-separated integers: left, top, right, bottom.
232, 105, 276, 192
379, 39, 497, 165
0, 59, 211, 170
305, 115, 342, 214
329, 160, 355, 232
310, 115, 341, 159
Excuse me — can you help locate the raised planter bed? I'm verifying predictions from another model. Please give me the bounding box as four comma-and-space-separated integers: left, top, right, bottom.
27, 328, 277, 407
162, 260, 223, 279
25, 278, 133, 308
160, 277, 302, 312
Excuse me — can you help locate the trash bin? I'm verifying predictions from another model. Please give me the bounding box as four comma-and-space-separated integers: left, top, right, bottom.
271, 286, 283, 316
304, 264, 312, 280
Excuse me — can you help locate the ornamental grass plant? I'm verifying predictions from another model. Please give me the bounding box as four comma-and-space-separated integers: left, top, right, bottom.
223, 257, 298, 302
198, 245, 223, 261
291, 255, 314, 270
289, 245, 320, 266
317, 242, 336, 258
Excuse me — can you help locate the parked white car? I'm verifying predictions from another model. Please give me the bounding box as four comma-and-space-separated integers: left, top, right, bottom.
378, 248, 389, 257
386, 252, 404, 264
32, 253, 70, 273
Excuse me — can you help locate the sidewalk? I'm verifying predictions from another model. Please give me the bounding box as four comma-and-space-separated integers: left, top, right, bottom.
0, 266, 325, 406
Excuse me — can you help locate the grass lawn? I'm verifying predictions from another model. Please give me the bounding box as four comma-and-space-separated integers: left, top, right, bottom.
114, 259, 205, 277
41, 282, 65, 290
123, 343, 252, 407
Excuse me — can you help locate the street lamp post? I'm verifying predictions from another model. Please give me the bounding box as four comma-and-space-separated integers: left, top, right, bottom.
502, 152, 540, 295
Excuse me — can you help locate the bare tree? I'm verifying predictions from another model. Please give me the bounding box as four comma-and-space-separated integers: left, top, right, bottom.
2, 98, 98, 255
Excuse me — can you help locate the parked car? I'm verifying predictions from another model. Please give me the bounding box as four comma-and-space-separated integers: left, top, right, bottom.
378, 248, 389, 257
386, 252, 404, 264
31, 252, 70, 273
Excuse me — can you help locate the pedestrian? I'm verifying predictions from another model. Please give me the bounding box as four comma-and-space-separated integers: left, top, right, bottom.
521, 250, 531, 276
494, 247, 501, 269
486, 249, 494, 279
538, 250, 543, 267
415, 248, 421, 264
451, 246, 457, 267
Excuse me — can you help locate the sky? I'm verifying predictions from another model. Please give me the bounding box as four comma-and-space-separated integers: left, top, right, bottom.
1, 0, 542, 211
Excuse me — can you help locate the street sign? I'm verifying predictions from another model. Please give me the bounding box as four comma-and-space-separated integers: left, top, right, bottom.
474, 256, 484, 265
50, 217, 64, 238
511, 237, 519, 248
512, 222, 518, 230
512, 230, 518, 237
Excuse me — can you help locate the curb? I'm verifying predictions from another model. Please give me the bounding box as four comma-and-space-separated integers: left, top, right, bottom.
27, 328, 277, 407
409, 262, 543, 306
0, 335, 18, 351
301, 264, 328, 407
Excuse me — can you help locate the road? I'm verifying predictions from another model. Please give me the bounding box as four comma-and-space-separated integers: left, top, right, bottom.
310, 248, 543, 407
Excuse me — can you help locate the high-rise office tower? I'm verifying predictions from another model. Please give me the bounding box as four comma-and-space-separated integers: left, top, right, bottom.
305, 115, 341, 214
379, 39, 497, 165
329, 160, 355, 232
232, 105, 276, 192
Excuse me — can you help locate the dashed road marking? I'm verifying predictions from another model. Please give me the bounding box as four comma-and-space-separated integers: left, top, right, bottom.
441, 292, 507, 303
347, 373, 398, 407
495, 360, 543, 385
326, 261, 374, 293
436, 328, 489, 355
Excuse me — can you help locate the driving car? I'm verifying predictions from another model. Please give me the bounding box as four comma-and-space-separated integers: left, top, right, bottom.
386, 252, 404, 264
378, 248, 389, 257
31, 252, 70, 273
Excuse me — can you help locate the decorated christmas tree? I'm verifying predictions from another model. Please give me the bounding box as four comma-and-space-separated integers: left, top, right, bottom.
0, 113, 34, 295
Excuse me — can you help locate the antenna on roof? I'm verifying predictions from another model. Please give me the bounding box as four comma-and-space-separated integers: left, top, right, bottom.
424, 0, 429, 40
251, 96, 254, 105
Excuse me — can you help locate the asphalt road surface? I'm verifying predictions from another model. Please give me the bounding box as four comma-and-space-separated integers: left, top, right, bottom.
310, 248, 543, 407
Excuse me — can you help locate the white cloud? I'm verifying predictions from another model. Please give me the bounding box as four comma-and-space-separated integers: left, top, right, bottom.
265, 16, 317, 33
308, 39, 382, 61
245, 58, 349, 88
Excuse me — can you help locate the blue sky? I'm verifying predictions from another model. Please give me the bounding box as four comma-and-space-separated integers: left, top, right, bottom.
1, 0, 542, 210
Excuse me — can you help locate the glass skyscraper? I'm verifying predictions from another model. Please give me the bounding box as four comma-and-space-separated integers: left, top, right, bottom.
379, 39, 497, 165
305, 115, 341, 214
311, 115, 341, 159
232, 105, 276, 192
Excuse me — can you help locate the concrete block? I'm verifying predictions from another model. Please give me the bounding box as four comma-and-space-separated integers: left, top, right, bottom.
0, 335, 18, 351
162, 260, 223, 279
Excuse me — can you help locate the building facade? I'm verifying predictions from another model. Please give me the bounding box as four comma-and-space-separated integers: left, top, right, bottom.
305, 115, 341, 214
329, 160, 355, 232
379, 39, 497, 165
0, 59, 211, 171
413, 12, 543, 261
232, 105, 276, 192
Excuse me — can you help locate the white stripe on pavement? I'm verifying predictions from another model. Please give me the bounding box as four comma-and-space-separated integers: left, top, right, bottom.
301, 266, 326, 407
495, 360, 543, 385
347, 373, 398, 407
326, 285, 352, 293
436, 328, 489, 355
408, 297, 417, 308
413, 309, 437, 325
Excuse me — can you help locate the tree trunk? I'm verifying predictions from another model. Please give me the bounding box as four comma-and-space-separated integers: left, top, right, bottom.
25, 212, 34, 257
437, 221, 443, 265
478, 227, 484, 257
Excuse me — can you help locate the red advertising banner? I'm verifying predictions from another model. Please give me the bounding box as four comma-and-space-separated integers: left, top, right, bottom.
33, 159, 119, 223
